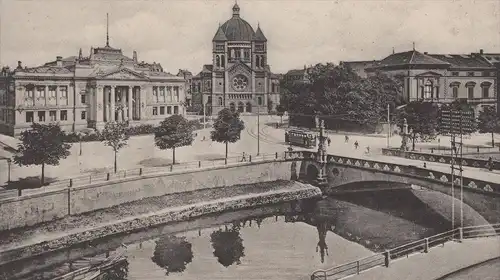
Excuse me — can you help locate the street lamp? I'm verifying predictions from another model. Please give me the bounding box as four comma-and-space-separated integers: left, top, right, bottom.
257, 104, 260, 156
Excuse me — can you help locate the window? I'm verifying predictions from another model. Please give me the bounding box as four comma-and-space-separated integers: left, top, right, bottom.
49, 86, 57, 98
467, 72, 475, 77
37, 87, 45, 98
451, 72, 459, 77
153, 86, 158, 102
256, 56, 261, 68
81, 111, 86, 120
26, 86, 34, 98
424, 83, 432, 99
232, 75, 248, 91
167, 106, 172, 114
221, 55, 225, 67
26, 111, 34, 123
160, 106, 165, 115
218, 97, 223, 106
235, 48, 241, 59
482, 71, 490, 77
81, 94, 86, 104
60, 110, 67, 121
468, 87, 474, 99
174, 106, 179, 115
452, 87, 458, 99
216, 55, 220, 67
174, 87, 179, 102
152, 107, 158, 115
482, 87, 490, 98
261, 56, 265, 67
49, 110, 57, 121
167, 86, 172, 102
159, 87, 165, 102
258, 96, 263, 106
60, 86, 67, 98
38, 111, 46, 122
244, 49, 250, 60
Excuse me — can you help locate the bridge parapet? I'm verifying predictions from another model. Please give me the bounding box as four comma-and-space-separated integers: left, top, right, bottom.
285, 150, 500, 195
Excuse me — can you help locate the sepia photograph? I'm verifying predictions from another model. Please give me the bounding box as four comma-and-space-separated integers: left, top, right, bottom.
0, 0, 499, 279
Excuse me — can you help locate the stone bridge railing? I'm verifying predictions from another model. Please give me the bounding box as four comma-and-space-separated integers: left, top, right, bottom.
382, 148, 500, 171
285, 150, 500, 195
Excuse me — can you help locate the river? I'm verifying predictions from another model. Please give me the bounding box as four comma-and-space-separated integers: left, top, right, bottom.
3, 186, 491, 280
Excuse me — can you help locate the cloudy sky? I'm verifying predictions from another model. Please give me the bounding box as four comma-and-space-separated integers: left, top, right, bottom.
0, 0, 499, 74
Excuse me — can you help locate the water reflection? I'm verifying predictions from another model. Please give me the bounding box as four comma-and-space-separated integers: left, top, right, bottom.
210, 222, 245, 267
152, 236, 194, 275
101, 258, 129, 280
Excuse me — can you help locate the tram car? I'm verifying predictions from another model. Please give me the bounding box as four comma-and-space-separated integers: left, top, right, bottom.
285, 128, 316, 148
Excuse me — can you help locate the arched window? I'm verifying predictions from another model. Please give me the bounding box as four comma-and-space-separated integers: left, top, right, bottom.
238, 102, 244, 113
466, 82, 476, 99
481, 81, 492, 98
256, 56, 260, 68
257, 96, 263, 106
216, 55, 220, 67
261, 56, 265, 68
423, 80, 433, 99
246, 102, 252, 113
231, 49, 235, 58
221, 55, 225, 68
218, 97, 223, 106
229, 102, 235, 112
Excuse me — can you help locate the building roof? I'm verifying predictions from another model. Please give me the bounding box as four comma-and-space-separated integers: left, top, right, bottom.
254, 26, 267, 42
213, 25, 228, 41
375, 50, 449, 67
428, 54, 494, 69
220, 3, 256, 41
286, 69, 307, 76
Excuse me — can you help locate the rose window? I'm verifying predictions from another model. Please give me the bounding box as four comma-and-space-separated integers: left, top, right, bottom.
232, 75, 248, 91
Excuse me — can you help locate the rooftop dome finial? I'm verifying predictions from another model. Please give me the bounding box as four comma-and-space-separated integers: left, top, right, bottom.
106, 13, 110, 47
232, 1, 240, 17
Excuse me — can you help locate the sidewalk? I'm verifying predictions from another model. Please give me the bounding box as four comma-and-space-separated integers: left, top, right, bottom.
347, 237, 500, 280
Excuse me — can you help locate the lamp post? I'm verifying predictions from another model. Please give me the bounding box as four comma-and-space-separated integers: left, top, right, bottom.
7, 159, 11, 183
257, 104, 260, 156
387, 104, 390, 148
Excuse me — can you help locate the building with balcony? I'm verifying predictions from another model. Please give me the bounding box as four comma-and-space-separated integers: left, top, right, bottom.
191, 3, 281, 115
0, 31, 185, 136
362, 49, 499, 116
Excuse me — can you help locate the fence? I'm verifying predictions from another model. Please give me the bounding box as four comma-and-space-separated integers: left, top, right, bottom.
310, 223, 500, 280
2, 152, 288, 199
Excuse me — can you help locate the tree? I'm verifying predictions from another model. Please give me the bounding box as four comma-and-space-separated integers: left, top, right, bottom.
152, 235, 194, 275
13, 123, 71, 185
210, 226, 245, 267
477, 106, 500, 147
276, 103, 286, 124
211, 108, 245, 160
397, 101, 439, 151
267, 98, 274, 113
155, 115, 195, 164
101, 121, 129, 173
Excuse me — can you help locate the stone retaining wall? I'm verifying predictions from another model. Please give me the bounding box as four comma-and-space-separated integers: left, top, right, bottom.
0, 160, 294, 231
0, 182, 321, 266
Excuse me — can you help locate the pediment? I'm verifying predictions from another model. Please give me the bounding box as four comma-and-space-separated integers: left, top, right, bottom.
227, 61, 252, 76
98, 68, 148, 81
415, 71, 443, 77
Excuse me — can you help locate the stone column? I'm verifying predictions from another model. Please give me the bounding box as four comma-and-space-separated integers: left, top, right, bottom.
96, 86, 104, 123
55, 86, 59, 106
110, 86, 116, 121
128, 86, 133, 120
140, 86, 146, 120
44, 85, 48, 106
103, 86, 108, 122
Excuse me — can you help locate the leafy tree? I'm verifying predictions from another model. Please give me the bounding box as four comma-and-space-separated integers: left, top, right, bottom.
397, 101, 439, 151
155, 115, 195, 164
276, 103, 286, 124
211, 108, 245, 159
477, 106, 500, 147
13, 123, 71, 185
152, 235, 194, 275
210, 226, 245, 267
267, 99, 273, 113
101, 121, 130, 173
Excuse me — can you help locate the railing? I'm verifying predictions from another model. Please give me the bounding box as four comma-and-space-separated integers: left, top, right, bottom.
3, 152, 288, 199
310, 223, 500, 280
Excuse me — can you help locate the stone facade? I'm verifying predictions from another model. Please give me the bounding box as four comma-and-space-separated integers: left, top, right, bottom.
192, 3, 281, 115
0, 41, 185, 136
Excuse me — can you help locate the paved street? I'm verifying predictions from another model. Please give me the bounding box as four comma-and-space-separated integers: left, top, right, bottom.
1, 115, 500, 188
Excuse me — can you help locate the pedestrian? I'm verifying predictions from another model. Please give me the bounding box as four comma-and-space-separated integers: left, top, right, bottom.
345, 135, 349, 143
203, 136, 206, 141
366, 146, 370, 154
327, 137, 331, 146
488, 157, 493, 171
241, 152, 247, 162
423, 162, 427, 168
354, 141, 359, 150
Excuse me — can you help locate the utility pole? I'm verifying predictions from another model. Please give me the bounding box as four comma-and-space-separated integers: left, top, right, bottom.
257, 105, 260, 156
459, 112, 464, 232
387, 104, 390, 148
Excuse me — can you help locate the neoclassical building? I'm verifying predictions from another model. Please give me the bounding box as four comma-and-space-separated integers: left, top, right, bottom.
192, 3, 281, 115
0, 32, 185, 136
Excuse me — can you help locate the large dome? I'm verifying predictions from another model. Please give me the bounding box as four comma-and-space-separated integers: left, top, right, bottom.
220, 3, 255, 41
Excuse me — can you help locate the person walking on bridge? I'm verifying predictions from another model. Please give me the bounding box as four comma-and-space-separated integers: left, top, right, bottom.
241, 152, 247, 162
354, 140, 359, 150
345, 135, 349, 143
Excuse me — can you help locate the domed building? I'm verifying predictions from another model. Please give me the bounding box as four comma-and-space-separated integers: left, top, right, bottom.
192, 3, 281, 115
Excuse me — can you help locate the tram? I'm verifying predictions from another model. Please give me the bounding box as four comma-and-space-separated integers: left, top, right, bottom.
285, 128, 316, 148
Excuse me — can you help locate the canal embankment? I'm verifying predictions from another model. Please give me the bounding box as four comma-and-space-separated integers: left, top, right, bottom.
0, 180, 321, 267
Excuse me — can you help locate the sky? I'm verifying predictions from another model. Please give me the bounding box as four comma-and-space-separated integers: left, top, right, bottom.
0, 0, 499, 74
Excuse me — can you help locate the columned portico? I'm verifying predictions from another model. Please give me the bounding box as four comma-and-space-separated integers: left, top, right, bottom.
94, 84, 146, 125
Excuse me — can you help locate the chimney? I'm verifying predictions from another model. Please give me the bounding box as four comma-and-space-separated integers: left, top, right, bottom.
133, 51, 138, 62
480, 49, 484, 54
56, 56, 63, 67
17, 61, 22, 69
